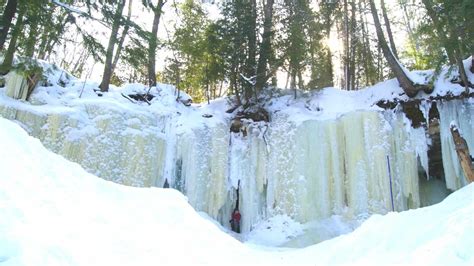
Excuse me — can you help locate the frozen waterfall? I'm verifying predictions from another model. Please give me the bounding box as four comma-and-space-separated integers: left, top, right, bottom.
0, 98, 472, 235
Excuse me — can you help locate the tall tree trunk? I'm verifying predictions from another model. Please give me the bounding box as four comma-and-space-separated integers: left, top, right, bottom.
400, 2, 420, 65
453, 43, 470, 93
325, 23, 334, 87
0, 7, 23, 75
244, 0, 257, 101
147, 0, 165, 88
37, 12, 68, 60
369, 0, 421, 97
255, 0, 275, 92
471, 54, 474, 74
99, 0, 126, 92
343, 0, 350, 90
111, 0, 133, 73
349, 0, 357, 90
291, 68, 296, 99
24, 19, 39, 57
360, 0, 375, 85
381, 0, 398, 59
0, 0, 17, 51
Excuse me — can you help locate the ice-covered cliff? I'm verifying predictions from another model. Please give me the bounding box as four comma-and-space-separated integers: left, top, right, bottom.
0, 60, 472, 243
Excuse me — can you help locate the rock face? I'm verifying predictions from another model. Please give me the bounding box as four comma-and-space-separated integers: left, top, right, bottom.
0, 95, 472, 234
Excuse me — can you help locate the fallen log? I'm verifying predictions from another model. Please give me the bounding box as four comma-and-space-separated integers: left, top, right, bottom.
450, 124, 474, 183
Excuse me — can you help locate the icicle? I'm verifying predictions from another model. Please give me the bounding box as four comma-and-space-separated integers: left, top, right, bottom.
438, 99, 474, 190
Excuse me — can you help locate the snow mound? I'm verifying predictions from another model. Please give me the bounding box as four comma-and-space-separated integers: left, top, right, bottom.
0, 117, 473, 265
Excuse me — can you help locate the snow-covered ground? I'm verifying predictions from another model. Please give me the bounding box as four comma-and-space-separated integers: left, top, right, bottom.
0, 117, 473, 265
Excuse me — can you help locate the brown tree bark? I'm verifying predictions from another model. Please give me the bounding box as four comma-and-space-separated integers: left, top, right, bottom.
349, 0, 357, 90
343, 0, 350, 90
450, 124, 474, 183
148, 0, 166, 88
244, 0, 257, 101
99, 0, 126, 92
369, 0, 423, 97
111, 0, 133, 74
24, 18, 38, 57
255, 0, 275, 93
0, 0, 18, 51
0, 7, 23, 75
360, 0, 375, 85
380, 0, 398, 59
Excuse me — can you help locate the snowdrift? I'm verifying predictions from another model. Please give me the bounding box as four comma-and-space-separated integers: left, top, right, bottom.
0, 117, 473, 265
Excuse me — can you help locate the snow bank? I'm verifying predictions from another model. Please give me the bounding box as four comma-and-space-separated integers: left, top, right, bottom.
0, 117, 473, 265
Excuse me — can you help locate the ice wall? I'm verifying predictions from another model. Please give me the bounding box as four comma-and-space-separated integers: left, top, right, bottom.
170, 108, 430, 233
438, 99, 474, 190
0, 98, 471, 235
0, 103, 169, 187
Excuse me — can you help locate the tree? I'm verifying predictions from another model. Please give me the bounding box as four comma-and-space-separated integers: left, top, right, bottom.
279, 0, 310, 95
0, 0, 17, 51
144, 0, 166, 88
380, 0, 398, 60
368, 0, 428, 97
111, 0, 133, 73
420, 0, 473, 91
0, 1, 23, 74
99, 0, 126, 92
254, 0, 275, 94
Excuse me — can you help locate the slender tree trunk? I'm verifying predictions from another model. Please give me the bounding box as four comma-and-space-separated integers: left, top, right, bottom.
454, 44, 470, 93
349, 1, 357, 90
244, 0, 257, 101
99, 0, 126, 92
381, 0, 398, 59
297, 70, 304, 90
325, 23, 334, 87
400, 2, 420, 64
369, 0, 421, 97
255, 0, 275, 92
36, 26, 49, 59
0, 7, 23, 75
291, 68, 296, 99
112, 0, 133, 74
24, 19, 39, 57
0, 0, 17, 51
148, 0, 165, 88
470, 55, 474, 74
343, 0, 350, 90
360, 0, 374, 85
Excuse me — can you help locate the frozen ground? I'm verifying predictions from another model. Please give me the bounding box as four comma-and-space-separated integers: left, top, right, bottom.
0, 117, 473, 265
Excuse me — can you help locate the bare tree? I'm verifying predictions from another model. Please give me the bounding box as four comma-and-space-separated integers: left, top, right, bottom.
99, 0, 127, 92
111, 0, 133, 73
380, 0, 398, 59
147, 0, 166, 88
369, 0, 429, 97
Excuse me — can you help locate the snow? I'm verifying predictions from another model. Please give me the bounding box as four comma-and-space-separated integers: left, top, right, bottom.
0, 58, 473, 250
0, 117, 473, 265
